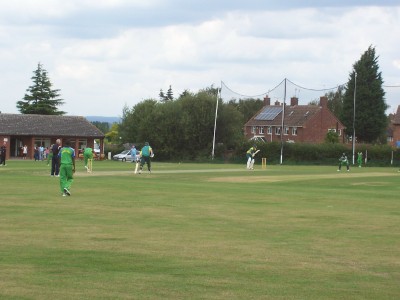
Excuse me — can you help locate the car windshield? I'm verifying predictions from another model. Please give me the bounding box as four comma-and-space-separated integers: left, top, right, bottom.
121, 150, 130, 154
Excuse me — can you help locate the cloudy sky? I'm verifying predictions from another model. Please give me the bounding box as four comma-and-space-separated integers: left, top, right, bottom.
1, 0, 399, 117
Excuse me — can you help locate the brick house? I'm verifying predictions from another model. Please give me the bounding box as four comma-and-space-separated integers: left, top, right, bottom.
388, 105, 400, 148
0, 113, 105, 160
244, 96, 346, 143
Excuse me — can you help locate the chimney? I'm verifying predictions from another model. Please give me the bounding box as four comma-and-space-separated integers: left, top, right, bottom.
290, 97, 298, 106
319, 96, 328, 108
274, 100, 280, 106
263, 96, 271, 106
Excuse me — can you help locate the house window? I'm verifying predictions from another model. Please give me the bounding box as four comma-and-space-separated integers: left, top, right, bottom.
251, 126, 256, 134
267, 126, 272, 135
275, 127, 281, 135
259, 126, 264, 134
284, 127, 289, 135
328, 128, 342, 137
78, 139, 88, 149
34, 138, 51, 148
292, 127, 297, 136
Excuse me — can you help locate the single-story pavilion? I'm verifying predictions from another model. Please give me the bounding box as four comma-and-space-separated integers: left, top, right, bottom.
0, 113, 105, 160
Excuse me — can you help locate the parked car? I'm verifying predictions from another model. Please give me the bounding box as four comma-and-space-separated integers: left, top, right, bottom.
94, 140, 100, 154
112, 150, 132, 162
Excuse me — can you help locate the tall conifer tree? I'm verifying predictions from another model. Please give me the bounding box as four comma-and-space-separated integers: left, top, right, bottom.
341, 46, 387, 143
17, 63, 65, 115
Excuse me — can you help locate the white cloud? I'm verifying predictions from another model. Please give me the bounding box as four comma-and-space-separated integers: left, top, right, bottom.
0, 2, 399, 116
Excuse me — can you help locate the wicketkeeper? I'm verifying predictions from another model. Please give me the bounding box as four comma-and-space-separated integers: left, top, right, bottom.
338, 153, 350, 171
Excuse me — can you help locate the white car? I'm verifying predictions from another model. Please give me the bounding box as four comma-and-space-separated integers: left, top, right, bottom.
112, 150, 132, 162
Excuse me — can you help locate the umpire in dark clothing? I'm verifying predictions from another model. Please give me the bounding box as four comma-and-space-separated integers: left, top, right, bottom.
0, 141, 6, 166
51, 139, 61, 176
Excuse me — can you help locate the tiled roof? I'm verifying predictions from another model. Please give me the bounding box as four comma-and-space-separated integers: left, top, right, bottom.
0, 113, 105, 137
246, 105, 321, 127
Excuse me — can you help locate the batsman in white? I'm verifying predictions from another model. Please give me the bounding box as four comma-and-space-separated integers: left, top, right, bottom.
246, 145, 259, 170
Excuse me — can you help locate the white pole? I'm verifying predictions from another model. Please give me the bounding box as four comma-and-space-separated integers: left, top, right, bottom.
280, 78, 286, 165
352, 71, 357, 165
211, 87, 220, 160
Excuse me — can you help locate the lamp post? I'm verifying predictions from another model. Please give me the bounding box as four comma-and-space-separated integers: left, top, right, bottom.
352, 71, 357, 165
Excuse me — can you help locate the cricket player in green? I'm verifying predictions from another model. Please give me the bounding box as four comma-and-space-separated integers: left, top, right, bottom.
58, 140, 76, 196
357, 151, 363, 168
83, 147, 93, 172
337, 153, 350, 172
139, 142, 153, 174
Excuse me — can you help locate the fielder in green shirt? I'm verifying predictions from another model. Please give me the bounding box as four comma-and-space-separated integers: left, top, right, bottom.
58, 140, 76, 196
337, 153, 350, 172
139, 142, 153, 174
357, 151, 363, 168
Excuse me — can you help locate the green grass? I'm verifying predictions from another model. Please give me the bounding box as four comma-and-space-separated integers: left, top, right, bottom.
1, 160, 399, 299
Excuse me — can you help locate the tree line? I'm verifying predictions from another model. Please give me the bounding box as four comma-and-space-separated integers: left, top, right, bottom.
118, 86, 264, 160
15, 46, 391, 161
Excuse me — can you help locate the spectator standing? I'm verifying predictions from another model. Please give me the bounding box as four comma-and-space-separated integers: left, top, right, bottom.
39, 145, 44, 160
34, 147, 39, 161
22, 145, 28, 160
0, 141, 6, 166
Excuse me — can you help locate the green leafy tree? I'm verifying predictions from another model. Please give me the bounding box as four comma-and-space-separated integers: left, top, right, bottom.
228, 98, 264, 123
105, 123, 120, 144
179, 89, 191, 98
180, 91, 216, 158
325, 131, 339, 144
17, 63, 65, 115
119, 86, 248, 160
217, 100, 245, 149
326, 86, 344, 118
91, 121, 111, 134
341, 46, 388, 143
199, 84, 219, 97
151, 100, 184, 158
119, 100, 158, 143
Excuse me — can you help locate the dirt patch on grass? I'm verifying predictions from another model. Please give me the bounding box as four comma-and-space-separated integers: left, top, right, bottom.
208, 172, 396, 183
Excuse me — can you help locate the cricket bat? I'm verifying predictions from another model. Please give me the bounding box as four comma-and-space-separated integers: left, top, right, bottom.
252, 149, 260, 157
